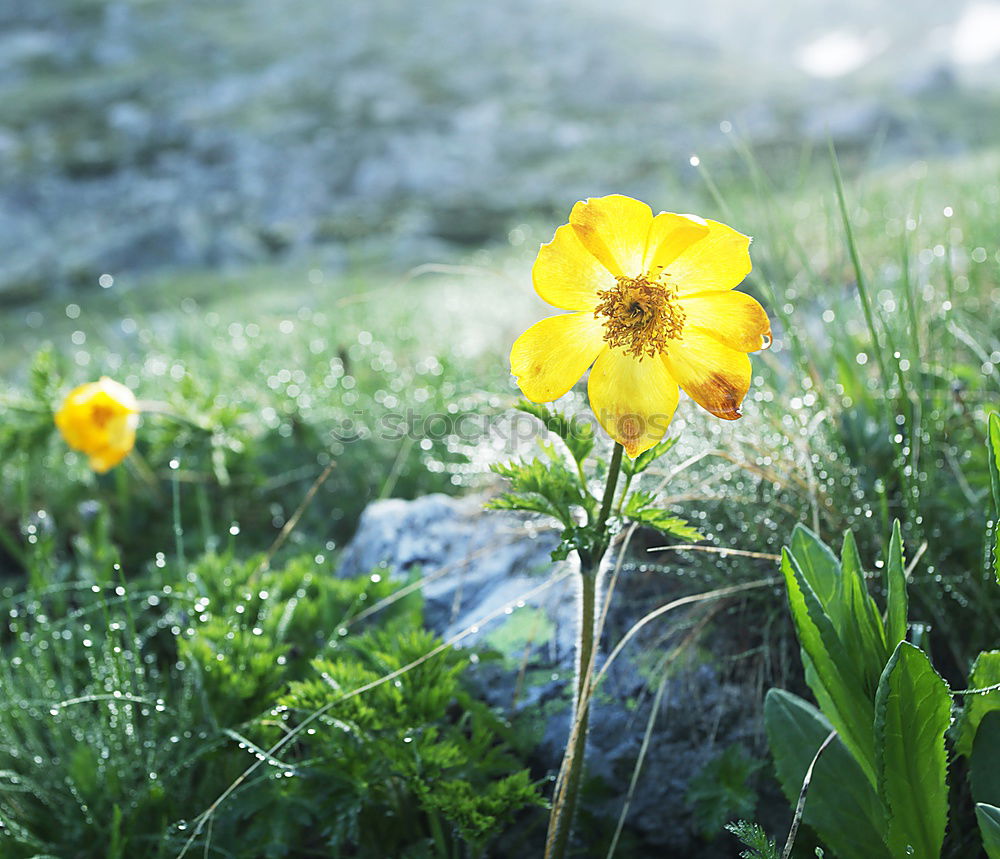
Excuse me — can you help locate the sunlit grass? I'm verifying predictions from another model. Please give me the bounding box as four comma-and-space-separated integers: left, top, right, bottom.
1, 134, 998, 855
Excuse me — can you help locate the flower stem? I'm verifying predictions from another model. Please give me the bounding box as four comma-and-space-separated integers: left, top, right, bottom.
546, 442, 624, 859
595, 442, 624, 539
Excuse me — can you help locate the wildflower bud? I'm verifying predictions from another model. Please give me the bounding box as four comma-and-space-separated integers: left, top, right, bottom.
54, 377, 140, 473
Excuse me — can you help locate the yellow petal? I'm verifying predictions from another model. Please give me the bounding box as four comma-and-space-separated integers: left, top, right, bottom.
643, 212, 710, 275
569, 195, 652, 278
587, 347, 679, 457
511, 312, 606, 402
676, 290, 771, 352
663, 327, 752, 420
89, 436, 134, 474
533, 223, 615, 311
663, 219, 752, 294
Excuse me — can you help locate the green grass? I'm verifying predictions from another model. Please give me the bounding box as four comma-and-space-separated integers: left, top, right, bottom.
0, 544, 542, 857
2, 133, 999, 854
0, 249, 539, 569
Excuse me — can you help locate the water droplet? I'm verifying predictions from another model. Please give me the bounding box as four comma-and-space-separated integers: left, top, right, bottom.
760, 333, 772, 350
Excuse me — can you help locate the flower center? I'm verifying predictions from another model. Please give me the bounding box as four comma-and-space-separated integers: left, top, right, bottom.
90, 404, 114, 428
594, 274, 685, 359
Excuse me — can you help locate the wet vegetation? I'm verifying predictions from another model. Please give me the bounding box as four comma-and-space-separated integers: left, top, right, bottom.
2, 0, 999, 855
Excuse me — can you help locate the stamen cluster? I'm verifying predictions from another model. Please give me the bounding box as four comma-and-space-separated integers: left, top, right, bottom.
594, 274, 686, 359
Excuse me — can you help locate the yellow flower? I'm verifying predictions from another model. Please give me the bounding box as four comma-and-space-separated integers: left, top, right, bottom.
54, 377, 140, 473
511, 194, 771, 457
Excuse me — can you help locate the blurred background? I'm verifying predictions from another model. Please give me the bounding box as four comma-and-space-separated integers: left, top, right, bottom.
2, 0, 999, 309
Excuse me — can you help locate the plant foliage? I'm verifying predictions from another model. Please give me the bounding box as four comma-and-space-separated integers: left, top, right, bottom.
766, 476, 1000, 859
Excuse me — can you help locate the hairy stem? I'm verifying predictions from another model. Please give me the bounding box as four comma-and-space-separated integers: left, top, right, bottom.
546, 442, 624, 859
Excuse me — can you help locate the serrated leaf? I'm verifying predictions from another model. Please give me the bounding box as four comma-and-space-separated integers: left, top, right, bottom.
514, 400, 595, 465
884, 520, 908, 648
873, 641, 951, 859
954, 650, 1000, 759
621, 490, 703, 541
487, 493, 563, 523
629, 508, 704, 541
622, 489, 656, 513
839, 530, 889, 695
622, 436, 677, 476
488, 457, 591, 527
780, 547, 878, 784
972, 711, 1000, 808
977, 804, 1000, 859
764, 689, 891, 859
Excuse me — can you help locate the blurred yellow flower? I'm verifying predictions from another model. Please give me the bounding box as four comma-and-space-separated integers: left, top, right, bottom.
511, 194, 771, 457
54, 377, 139, 473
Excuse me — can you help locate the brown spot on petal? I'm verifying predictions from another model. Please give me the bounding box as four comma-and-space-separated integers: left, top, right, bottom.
705, 373, 743, 420
617, 413, 644, 442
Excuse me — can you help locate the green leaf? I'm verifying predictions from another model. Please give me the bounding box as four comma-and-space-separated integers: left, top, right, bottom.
839, 530, 890, 694
628, 508, 704, 542
487, 457, 591, 527
972, 711, 1000, 808
977, 804, 1000, 859
884, 520, 908, 648
790, 524, 842, 610
873, 641, 951, 859
514, 400, 595, 466
621, 436, 677, 476
488, 492, 563, 522
764, 689, 891, 859
780, 547, 878, 784
724, 820, 779, 859
685, 746, 762, 840
788, 528, 892, 677
954, 650, 1000, 759
621, 489, 704, 541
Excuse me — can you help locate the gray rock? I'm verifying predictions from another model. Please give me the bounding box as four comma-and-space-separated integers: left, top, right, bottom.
338, 493, 766, 856
338, 493, 576, 650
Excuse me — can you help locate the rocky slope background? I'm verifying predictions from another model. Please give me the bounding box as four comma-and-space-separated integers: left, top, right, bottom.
2, 0, 999, 301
